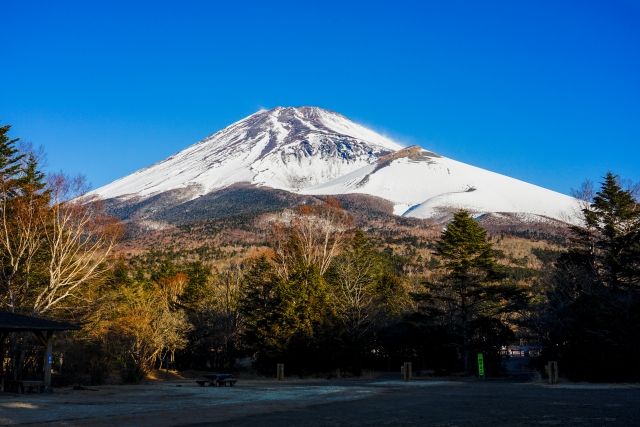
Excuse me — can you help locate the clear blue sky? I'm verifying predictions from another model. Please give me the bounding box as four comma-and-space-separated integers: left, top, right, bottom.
2, 0, 639, 195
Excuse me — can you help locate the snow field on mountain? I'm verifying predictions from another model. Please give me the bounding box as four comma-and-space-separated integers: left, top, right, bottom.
302, 153, 579, 223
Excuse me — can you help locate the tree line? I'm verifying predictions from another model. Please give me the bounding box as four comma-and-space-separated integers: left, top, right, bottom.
1, 124, 639, 383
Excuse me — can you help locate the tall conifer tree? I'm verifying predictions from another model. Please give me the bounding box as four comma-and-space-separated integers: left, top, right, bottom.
590, 172, 640, 291
0, 124, 23, 181
546, 172, 640, 381
425, 210, 523, 372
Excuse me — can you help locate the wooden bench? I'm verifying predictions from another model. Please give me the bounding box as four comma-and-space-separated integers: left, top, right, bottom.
217, 378, 237, 387
2, 380, 44, 393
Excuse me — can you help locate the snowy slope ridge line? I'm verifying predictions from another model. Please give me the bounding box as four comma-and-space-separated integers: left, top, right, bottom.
91, 107, 579, 224
300, 145, 580, 224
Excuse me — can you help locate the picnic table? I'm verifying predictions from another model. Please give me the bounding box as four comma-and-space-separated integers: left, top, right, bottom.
197, 373, 237, 387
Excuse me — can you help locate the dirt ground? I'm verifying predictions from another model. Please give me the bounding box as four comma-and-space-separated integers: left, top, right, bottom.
1, 376, 639, 427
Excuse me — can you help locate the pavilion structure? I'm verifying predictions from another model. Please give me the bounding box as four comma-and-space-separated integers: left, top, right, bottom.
0, 310, 80, 392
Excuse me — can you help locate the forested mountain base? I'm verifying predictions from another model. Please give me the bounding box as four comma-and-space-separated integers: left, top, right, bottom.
88, 174, 640, 383
102, 205, 566, 378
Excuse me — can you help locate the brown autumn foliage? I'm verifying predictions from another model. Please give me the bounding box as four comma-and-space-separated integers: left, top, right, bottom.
84, 270, 194, 382
157, 273, 189, 305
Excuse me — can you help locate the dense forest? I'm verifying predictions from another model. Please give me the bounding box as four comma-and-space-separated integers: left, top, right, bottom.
1, 124, 639, 384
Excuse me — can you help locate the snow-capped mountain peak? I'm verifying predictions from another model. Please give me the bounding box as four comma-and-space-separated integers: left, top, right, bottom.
91, 106, 402, 201
92, 107, 579, 225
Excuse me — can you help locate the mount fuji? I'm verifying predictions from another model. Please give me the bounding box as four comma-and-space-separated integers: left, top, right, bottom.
92, 106, 578, 225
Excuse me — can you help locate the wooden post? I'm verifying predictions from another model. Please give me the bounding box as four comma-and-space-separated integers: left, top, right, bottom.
548, 361, 558, 385
44, 330, 53, 392
163, 357, 171, 380
277, 364, 284, 381
0, 332, 6, 381
403, 362, 412, 382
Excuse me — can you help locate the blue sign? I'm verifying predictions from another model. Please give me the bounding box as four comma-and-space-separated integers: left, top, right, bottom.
47, 355, 52, 365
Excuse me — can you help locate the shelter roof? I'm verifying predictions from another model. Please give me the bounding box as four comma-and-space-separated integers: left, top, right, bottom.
0, 311, 80, 332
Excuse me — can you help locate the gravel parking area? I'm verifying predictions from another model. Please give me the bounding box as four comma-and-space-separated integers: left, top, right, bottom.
1, 378, 638, 426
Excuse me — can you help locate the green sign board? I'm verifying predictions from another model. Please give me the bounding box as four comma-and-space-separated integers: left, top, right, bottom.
478, 354, 485, 377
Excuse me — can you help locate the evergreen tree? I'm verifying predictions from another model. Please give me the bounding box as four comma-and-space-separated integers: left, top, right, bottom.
180, 261, 212, 308
551, 173, 639, 302
544, 172, 640, 381
17, 153, 47, 193
240, 250, 336, 374
375, 272, 407, 318
419, 210, 523, 373
110, 259, 136, 289
590, 172, 640, 291
239, 255, 284, 372
0, 124, 23, 181
151, 257, 178, 282
327, 229, 381, 339
279, 261, 334, 374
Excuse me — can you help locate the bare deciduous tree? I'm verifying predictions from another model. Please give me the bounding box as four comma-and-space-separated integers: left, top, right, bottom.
1, 166, 123, 316
151, 308, 192, 366
0, 144, 49, 313
33, 173, 123, 315
270, 198, 354, 278
0, 174, 46, 312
